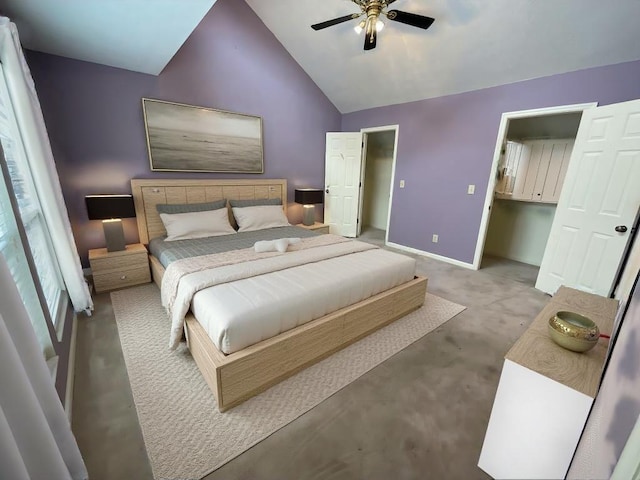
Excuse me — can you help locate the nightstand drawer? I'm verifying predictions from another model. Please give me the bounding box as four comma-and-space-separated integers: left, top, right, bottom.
296, 222, 329, 234
90, 251, 148, 273
93, 266, 151, 293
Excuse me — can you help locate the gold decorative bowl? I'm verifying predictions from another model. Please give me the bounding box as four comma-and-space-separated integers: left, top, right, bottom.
548, 311, 600, 353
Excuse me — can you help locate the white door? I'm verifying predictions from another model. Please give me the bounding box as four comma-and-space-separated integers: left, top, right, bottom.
536, 99, 640, 296
324, 132, 363, 237
356, 134, 369, 237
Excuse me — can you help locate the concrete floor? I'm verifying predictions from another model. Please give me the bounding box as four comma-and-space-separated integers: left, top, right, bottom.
72, 229, 548, 480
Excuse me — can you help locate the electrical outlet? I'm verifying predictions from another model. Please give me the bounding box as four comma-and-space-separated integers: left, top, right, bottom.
468, 184, 475, 195
399, 180, 405, 188
432, 234, 439, 243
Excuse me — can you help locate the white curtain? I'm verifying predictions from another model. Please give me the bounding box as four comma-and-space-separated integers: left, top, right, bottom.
0, 17, 92, 314
0, 252, 87, 479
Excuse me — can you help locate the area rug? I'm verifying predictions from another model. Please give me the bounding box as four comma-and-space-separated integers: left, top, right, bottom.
111, 283, 465, 480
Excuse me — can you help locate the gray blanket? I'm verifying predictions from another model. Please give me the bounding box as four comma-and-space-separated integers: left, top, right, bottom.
148, 225, 319, 267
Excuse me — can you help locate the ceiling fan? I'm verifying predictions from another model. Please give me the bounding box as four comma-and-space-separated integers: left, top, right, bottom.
311, 0, 435, 51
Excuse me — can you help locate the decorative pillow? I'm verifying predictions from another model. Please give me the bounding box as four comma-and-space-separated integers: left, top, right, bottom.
254, 237, 301, 253
232, 205, 290, 232
228, 198, 282, 208
254, 239, 290, 253
159, 208, 236, 241
157, 199, 227, 214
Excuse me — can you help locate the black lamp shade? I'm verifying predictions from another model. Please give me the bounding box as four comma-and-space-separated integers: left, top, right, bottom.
294, 188, 323, 205
85, 195, 136, 220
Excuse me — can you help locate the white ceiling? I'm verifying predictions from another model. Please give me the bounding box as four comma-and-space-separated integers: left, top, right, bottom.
245, 0, 640, 113
0, 0, 216, 75
2, 0, 639, 112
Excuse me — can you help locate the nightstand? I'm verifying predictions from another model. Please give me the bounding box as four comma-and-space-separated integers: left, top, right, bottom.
89, 243, 151, 293
296, 222, 330, 234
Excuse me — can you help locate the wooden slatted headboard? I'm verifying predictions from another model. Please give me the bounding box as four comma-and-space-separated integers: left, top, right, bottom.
130, 179, 287, 244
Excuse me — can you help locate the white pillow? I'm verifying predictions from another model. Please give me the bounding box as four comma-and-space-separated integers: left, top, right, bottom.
254, 237, 301, 253
232, 205, 290, 232
254, 239, 290, 253
160, 208, 236, 241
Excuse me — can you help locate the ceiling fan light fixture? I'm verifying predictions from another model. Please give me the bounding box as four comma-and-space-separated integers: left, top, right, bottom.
355, 17, 382, 35
311, 0, 435, 50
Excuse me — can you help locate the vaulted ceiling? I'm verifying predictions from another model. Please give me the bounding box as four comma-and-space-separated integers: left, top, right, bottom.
3, 0, 640, 113
0, 0, 217, 75
246, 0, 640, 112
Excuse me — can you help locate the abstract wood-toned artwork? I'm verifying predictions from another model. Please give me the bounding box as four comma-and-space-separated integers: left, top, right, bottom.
142, 98, 263, 173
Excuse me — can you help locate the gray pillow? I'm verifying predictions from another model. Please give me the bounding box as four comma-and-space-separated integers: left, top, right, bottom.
228, 198, 282, 208
156, 199, 227, 214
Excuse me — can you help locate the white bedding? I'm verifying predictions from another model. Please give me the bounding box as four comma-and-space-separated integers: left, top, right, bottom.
163, 235, 375, 349
191, 248, 416, 354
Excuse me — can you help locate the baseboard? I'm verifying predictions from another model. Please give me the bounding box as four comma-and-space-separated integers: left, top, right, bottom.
386, 241, 476, 270
65, 314, 78, 422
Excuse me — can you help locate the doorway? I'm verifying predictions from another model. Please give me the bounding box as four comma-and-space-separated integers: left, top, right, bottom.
324, 127, 398, 240
473, 103, 597, 283
358, 126, 398, 245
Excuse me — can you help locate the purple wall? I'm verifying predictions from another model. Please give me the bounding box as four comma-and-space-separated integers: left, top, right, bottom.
27, 0, 341, 266
27, 52, 159, 264
158, 0, 339, 188
343, 60, 640, 264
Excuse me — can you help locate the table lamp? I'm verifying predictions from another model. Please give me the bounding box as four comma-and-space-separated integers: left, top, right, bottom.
85, 194, 136, 252
294, 188, 324, 226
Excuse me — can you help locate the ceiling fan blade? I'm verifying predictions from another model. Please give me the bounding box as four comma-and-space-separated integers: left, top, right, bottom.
311, 13, 362, 31
386, 10, 435, 30
363, 18, 377, 51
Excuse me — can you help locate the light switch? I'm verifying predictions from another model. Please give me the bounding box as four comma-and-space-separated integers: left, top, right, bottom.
400, 180, 405, 188
432, 234, 438, 243
468, 184, 475, 195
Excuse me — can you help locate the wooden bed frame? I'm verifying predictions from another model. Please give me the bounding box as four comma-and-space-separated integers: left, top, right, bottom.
131, 178, 428, 412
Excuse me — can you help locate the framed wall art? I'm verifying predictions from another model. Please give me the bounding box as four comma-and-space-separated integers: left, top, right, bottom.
142, 98, 264, 173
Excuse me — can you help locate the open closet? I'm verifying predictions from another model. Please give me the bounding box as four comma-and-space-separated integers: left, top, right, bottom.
359, 129, 395, 239
482, 112, 583, 277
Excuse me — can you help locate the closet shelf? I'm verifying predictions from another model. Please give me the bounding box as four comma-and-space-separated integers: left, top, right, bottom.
494, 193, 557, 205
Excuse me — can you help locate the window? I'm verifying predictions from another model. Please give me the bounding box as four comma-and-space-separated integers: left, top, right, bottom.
0, 63, 64, 358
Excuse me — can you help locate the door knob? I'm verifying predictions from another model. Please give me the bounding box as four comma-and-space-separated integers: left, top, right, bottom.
615, 225, 628, 233
325, 189, 329, 194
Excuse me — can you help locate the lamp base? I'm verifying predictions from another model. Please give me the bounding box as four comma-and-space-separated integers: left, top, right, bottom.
302, 205, 315, 226
103, 219, 126, 252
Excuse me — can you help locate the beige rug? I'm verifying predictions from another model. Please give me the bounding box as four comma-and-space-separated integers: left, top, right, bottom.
111, 283, 465, 480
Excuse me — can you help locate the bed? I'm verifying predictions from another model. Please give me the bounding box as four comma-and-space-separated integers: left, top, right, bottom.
131, 178, 428, 411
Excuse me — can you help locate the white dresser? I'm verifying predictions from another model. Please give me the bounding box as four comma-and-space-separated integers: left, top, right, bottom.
478, 287, 617, 479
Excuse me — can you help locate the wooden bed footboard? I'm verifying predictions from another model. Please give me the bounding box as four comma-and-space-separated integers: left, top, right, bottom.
185, 276, 428, 412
